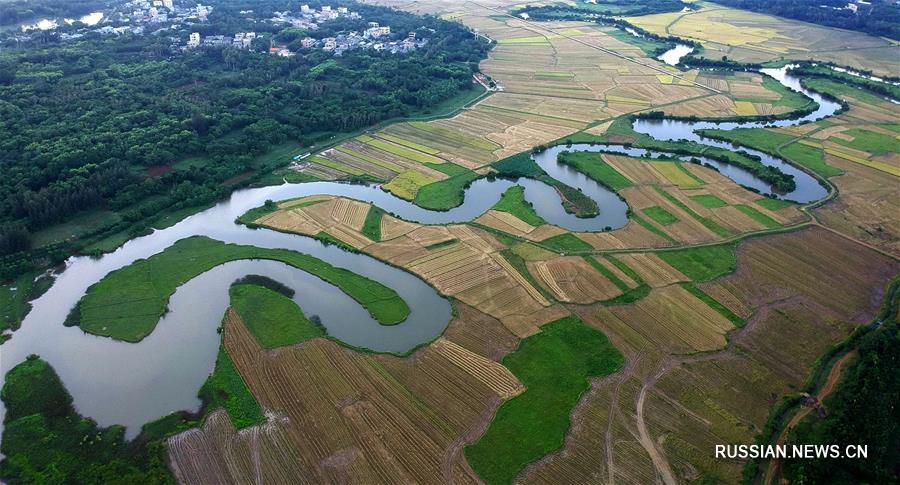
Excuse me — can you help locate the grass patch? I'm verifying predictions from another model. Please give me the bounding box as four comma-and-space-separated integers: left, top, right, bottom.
831, 128, 899, 156
690, 194, 728, 208
492, 152, 544, 178
630, 213, 677, 243
199, 345, 264, 429
425, 162, 471, 177
654, 187, 732, 238
681, 283, 745, 327
362, 206, 385, 242
755, 197, 794, 211
230, 284, 324, 348
0, 271, 50, 334
425, 238, 459, 251
465, 316, 624, 484
735, 204, 780, 228
76, 236, 410, 341
657, 244, 736, 282
540, 233, 594, 254
413, 171, 479, 210
781, 142, 843, 178
493, 186, 546, 226
585, 256, 629, 292
642, 206, 679, 226
500, 250, 557, 302
557, 151, 633, 191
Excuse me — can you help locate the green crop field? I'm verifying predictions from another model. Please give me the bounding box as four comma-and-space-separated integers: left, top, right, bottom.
230, 284, 324, 349
642, 206, 679, 226
493, 186, 546, 226
465, 316, 624, 484
557, 152, 633, 191
362, 206, 385, 241
76, 236, 409, 342
735, 204, 780, 229
690, 194, 728, 208
657, 244, 737, 282
541, 233, 594, 253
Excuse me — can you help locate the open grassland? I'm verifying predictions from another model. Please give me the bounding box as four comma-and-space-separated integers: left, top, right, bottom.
465, 316, 624, 484
76, 236, 409, 341
626, 4, 900, 76
522, 228, 900, 483
492, 186, 546, 226
229, 284, 323, 349
169, 302, 523, 483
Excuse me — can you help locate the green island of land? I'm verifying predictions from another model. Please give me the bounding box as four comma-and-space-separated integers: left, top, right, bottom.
74, 236, 410, 342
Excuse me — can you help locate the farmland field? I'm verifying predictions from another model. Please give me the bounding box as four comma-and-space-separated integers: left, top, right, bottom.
4, 0, 899, 484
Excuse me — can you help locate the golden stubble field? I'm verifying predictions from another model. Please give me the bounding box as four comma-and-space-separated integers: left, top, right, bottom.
626, 3, 900, 76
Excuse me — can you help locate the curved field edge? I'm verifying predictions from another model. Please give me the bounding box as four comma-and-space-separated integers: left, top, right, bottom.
464, 315, 624, 484
74, 236, 410, 342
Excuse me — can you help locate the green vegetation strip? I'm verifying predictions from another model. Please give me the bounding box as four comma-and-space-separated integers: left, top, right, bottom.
540, 233, 594, 254
585, 257, 629, 292
413, 171, 479, 210
642, 206, 679, 226
230, 284, 324, 349
465, 316, 624, 484
631, 213, 677, 243
681, 283, 744, 327
493, 186, 546, 226
657, 244, 736, 282
756, 197, 794, 211
77, 236, 410, 342
598, 255, 652, 306
653, 187, 732, 238
425, 238, 459, 251
362, 206, 385, 242
734, 204, 780, 229
199, 346, 264, 429
690, 194, 727, 208
556, 151, 633, 191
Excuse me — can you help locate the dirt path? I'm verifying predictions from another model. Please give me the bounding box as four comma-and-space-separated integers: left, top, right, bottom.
635, 366, 678, 485
764, 350, 858, 484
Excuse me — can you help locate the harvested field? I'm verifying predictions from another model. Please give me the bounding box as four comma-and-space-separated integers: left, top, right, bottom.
522, 227, 899, 483
527, 256, 622, 303
170, 303, 514, 484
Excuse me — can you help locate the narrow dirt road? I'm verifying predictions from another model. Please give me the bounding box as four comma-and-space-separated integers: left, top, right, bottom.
764, 350, 858, 484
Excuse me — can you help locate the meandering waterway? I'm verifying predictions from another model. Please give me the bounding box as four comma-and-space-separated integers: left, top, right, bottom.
0, 43, 846, 441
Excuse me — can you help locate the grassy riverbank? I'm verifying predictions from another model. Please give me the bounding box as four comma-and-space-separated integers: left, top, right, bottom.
74, 236, 410, 342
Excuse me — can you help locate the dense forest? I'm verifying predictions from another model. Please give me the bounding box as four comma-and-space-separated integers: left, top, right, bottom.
0, 0, 489, 271
782, 317, 900, 483
714, 0, 900, 40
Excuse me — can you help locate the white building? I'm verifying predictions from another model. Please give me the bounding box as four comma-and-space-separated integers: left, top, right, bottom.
301, 37, 316, 48
365, 26, 390, 38
300, 4, 312, 13
162, 0, 174, 11
323, 37, 337, 50
187, 31, 200, 47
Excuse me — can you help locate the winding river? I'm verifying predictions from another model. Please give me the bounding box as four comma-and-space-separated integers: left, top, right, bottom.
0, 43, 846, 440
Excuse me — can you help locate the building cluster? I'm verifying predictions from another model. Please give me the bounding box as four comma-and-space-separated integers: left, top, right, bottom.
304, 28, 426, 56
187, 31, 256, 49
273, 4, 361, 30
125, 0, 210, 25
